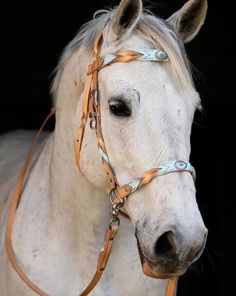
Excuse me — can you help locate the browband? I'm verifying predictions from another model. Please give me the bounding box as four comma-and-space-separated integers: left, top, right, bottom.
103, 48, 169, 66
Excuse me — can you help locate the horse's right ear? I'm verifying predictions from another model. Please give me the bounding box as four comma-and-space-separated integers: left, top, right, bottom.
110, 0, 142, 41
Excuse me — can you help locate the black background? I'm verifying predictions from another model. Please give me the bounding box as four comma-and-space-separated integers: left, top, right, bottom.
0, 0, 235, 295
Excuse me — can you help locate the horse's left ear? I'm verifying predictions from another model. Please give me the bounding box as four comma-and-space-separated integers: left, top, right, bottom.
111, 0, 142, 40
167, 0, 208, 43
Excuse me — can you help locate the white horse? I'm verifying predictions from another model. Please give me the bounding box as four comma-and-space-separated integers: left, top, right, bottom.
0, 0, 208, 295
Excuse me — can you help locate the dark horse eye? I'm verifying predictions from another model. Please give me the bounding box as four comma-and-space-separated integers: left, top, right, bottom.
109, 100, 132, 117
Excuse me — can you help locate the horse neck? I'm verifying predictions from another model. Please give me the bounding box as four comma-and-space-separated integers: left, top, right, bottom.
50, 139, 109, 231
50, 52, 110, 271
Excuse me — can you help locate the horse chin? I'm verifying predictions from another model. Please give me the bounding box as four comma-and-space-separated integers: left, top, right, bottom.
136, 237, 188, 279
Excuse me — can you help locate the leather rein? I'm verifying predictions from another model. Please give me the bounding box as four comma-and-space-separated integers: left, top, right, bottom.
5, 32, 196, 296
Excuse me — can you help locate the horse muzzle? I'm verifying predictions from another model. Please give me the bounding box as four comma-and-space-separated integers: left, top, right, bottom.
135, 224, 208, 279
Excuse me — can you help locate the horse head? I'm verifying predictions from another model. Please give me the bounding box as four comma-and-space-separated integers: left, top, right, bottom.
58, 0, 208, 280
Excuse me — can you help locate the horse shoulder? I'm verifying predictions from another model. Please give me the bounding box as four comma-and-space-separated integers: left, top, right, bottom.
0, 129, 51, 236
1, 131, 33, 200
0, 130, 53, 296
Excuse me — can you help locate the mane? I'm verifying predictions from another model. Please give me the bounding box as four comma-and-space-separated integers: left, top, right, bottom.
52, 8, 198, 103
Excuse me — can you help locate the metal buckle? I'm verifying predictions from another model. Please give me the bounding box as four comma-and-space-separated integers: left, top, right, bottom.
89, 111, 99, 118
109, 189, 127, 229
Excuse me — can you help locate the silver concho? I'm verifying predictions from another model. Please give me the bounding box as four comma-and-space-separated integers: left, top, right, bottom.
174, 160, 187, 170
156, 50, 168, 61
90, 119, 97, 129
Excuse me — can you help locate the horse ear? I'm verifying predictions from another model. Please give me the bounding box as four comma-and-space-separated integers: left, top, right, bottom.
167, 0, 208, 43
111, 0, 142, 40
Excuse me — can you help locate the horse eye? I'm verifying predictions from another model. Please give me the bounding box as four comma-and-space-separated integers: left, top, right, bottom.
109, 100, 131, 117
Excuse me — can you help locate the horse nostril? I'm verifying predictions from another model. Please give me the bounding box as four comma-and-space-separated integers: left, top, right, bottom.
154, 231, 176, 258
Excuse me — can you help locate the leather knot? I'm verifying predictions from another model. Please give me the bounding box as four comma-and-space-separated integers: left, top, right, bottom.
114, 184, 132, 202
87, 57, 104, 75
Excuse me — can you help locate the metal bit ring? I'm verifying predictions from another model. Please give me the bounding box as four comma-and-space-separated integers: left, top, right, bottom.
109, 189, 126, 207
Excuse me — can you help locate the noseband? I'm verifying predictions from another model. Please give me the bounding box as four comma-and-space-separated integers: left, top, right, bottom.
6, 32, 196, 296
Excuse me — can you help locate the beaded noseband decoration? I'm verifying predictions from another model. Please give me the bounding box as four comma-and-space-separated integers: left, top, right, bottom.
5, 32, 196, 296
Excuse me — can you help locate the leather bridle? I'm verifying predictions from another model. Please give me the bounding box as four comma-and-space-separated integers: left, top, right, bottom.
5, 32, 196, 296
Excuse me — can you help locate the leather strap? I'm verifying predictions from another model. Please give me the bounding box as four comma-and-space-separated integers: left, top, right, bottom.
143, 262, 176, 294
5, 109, 56, 296
143, 261, 176, 296
4, 107, 127, 296
166, 279, 177, 296
79, 226, 118, 296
